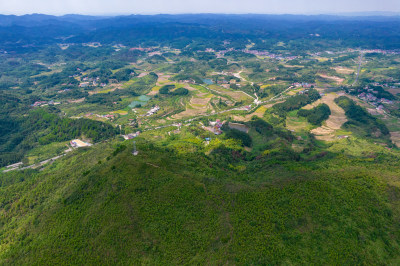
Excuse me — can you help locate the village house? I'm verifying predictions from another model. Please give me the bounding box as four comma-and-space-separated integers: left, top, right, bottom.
79, 82, 90, 88
209, 119, 224, 135
32, 101, 48, 107
122, 131, 141, 140
146, 105, 160, 116
70, 139, 92, 148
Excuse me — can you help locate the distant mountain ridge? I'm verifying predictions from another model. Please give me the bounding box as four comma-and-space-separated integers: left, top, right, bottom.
0, 14, 399, 51
0, 13, 400, 27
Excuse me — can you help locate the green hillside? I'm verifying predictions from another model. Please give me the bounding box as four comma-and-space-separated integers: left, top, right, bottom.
2, 139, 400, 264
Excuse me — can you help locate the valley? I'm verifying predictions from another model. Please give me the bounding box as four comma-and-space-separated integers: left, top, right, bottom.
1, 13, 400, 264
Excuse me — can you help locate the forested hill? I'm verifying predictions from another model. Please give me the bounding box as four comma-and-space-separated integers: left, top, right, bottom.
1, 139, 400, 264
1, 11, 400, 265
1, 14, 400, 51
0, 108, 120, 167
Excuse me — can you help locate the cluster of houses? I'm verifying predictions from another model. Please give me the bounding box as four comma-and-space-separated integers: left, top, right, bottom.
79, 82, 90, 88
214, 48, 298, 60
79, 77, 107, 88
32, 101, 48, 107
209, 119, 224, 135
311, 48, 400, 58
243, 49, 298, 60
128, 119, 137, 126
82, 42, 101, 47
58, 88, 71, 93
292, 82, 314, 88
215, 78, 230, 84
103, 114, 115, 119
129, 47, 153, 52
349, 85, 397, 111
371, 82, 400, 90
85, 113, 116, 120
243, 49, 270, 56
357, 92, 392, 110
216, 48, 235, 58
361, 49, 400, 55
145, 105, 160, 116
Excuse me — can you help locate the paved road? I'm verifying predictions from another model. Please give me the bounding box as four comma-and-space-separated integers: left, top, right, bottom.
3, 154, 66, 173
352, 52, 364, 86
2, 145, 75, 173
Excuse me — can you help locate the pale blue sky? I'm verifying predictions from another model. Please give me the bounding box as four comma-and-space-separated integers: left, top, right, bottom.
0, 0, 399, 15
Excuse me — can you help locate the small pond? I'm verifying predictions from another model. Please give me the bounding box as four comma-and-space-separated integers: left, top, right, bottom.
129, 95, 151, 108
202, 78, 214, 85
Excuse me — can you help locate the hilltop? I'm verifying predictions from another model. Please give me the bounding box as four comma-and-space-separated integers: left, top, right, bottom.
2, 137, 400, 264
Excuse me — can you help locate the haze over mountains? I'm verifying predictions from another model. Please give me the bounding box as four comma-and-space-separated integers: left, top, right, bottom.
0, 13, 400, 52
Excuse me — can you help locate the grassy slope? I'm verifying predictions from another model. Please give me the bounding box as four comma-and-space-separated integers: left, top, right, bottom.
1, 141, 400, 264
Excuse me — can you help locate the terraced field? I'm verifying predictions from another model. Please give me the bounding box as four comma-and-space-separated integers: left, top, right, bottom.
306, 93, 348, 141
207, 84, 254, 102
170, 89, 214, 119
233, 105, 268, 121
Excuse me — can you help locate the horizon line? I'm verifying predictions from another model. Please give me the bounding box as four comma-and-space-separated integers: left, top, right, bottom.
1, 11, 400, 17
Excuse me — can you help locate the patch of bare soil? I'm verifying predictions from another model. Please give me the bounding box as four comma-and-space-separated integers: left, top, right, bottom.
138, 72, 149, 78
318, 73, 345, 85
156, 73, 171, 86
390, 132, 400, 147
333, 66, 355, 75
309, 93, 348, 141
388, 88, 400, 96
171, 94, 212, 119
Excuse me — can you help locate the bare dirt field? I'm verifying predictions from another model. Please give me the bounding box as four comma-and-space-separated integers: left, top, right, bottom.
171, 92, 213, 119
333, 66, 355, 75
318, 73, 345, 85
390, 132, 400, 147
190, 93, 212, 106
68, 98, 85, 103
208, 85, 253, 102
156, 73, 171, 86
88, 84, 120, 95
138, 72, 149, 78
307, 93, 348, 141
147, 86, 160, 96
388, 88, 400, 96
233, 105, 268, 122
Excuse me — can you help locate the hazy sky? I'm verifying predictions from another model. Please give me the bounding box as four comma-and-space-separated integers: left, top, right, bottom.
0, 0, 399, 15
